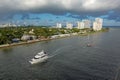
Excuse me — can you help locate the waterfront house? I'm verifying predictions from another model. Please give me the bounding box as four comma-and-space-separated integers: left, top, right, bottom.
21, 34, 30, 41
21, 34, 37, 41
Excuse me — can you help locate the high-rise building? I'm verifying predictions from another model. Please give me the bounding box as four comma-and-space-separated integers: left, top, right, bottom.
56, 23, 62, 28
77, 21, 85, 29
93, 18, 103, 31
93, 22, 98, 31
82, 20, 91, 28
77, 20, 90, 29
66, 23, 73, 29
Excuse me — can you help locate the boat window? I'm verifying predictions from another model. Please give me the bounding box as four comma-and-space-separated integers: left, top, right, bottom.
44, 52, 46, 54
34, 57, 39, 59
41, 55, 45, 58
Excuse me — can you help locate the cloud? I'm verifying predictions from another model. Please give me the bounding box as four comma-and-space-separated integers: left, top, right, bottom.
0, 0, 120, 21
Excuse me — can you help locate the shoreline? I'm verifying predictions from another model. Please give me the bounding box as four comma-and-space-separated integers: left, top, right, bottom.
0, 28, 109, 49
0, 34, 78, 49
0, 39, 50, 49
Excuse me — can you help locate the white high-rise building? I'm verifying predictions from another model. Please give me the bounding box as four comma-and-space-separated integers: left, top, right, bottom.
66, 23, 73, 29
82, 20, 91, 28
77, 21, 85, 29
93, 22, 98, 31
93, 18, 103, 31
77, 20, 90, 29
56, 23, 62, 28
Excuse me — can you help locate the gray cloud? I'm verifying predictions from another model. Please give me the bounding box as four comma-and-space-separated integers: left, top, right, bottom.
0, 0, 120, 20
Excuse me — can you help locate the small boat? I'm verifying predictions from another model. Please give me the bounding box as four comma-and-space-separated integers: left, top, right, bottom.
29, 50, 48, 64
86, 34, 92, 47
87, 43, 92, 47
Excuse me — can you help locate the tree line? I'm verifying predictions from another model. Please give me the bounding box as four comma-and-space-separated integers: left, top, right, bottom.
0, 26, 81, 45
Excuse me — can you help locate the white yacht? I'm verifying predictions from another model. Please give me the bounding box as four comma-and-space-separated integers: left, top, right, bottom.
29, 50, 48, 64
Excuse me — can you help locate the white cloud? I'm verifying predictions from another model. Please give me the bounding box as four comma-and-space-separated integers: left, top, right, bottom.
0, 0, 120, 17
82, 0, 120, 11
0, 0, 119, 10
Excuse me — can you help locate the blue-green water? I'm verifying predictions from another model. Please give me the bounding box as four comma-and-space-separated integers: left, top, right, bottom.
0, 28, 120, 80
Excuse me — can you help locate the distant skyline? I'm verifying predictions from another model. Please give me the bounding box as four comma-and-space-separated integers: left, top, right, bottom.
0, 0, 120, 26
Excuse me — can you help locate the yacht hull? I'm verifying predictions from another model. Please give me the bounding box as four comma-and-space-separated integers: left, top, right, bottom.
29, 56, 48, 64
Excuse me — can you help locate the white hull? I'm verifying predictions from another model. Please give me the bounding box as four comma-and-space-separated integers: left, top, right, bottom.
29, 56, 48, 64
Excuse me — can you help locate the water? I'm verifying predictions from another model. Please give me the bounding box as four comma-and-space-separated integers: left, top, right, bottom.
0, 28, 120, 80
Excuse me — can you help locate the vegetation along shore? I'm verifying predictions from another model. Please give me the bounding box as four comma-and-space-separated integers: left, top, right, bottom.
0, 26, 109, 48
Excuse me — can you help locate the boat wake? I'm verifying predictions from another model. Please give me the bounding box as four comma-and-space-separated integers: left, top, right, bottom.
92, 46, 114, 54
48, 45, 72, 58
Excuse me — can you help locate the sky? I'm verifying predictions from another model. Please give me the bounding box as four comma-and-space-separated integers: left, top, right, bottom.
0, 0, 120, 26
